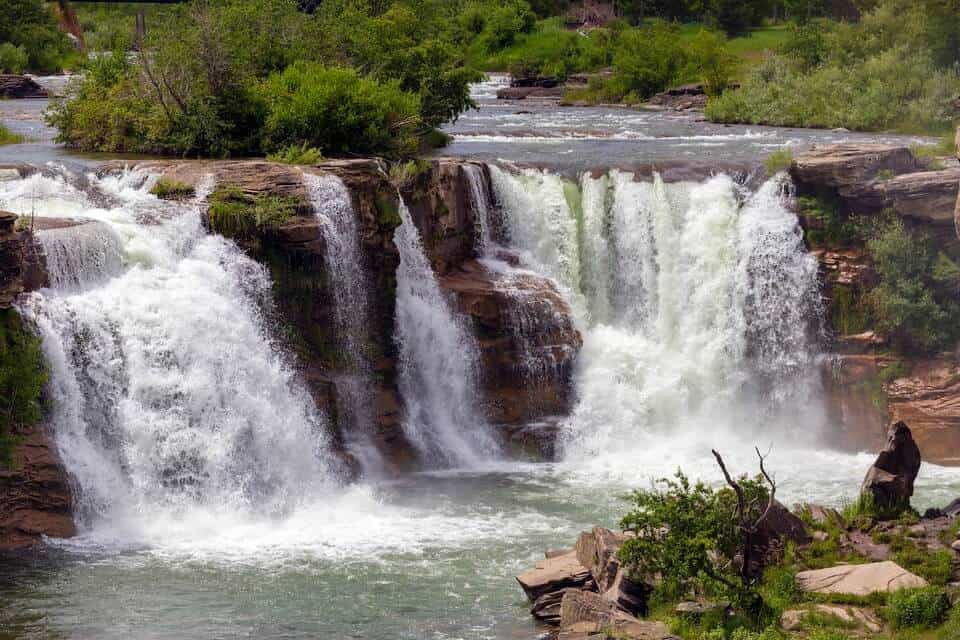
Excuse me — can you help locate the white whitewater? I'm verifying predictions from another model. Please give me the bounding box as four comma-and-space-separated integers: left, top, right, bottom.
5, 167, 341, 535
303, 172, 381, 471
489, 166, 826, 471
393, 196, 498, 467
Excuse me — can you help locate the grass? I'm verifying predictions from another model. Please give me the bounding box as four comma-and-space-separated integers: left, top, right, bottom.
764, 148, 793, 175
149, 178, 195, 200
0, 124, 24, 146
911, 135, 956, 169
207, 188, 300, 240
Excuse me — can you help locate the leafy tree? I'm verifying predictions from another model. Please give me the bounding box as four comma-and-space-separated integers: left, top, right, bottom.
0, 0, 78, 73
619, 450, 778, 611
689, 29, 738, 96
610, 22, 688, 100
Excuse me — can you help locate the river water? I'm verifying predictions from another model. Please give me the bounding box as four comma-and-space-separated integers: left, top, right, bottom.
1, 77, 959, 640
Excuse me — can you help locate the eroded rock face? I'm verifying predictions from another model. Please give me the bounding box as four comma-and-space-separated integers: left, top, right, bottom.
0, 422, 76, 551
438, 259, 581, 441
0, 74, 47, 99
791, 144, 921, 192
844, 168, 960, 228
516, 550, 592, 601
885, 359, 960, 466
861, 421, 922, 512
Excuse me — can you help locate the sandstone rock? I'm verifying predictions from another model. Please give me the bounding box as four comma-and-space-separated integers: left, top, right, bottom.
844, 168, 960, 226
861, 421, 922, 512
675, 601, 730, 617
604, 567, 653, 618
791, 144, 921, 191
796, 561, 927, 596
886, 359, 960, 466
821, 356, 888, 454
559, 590, 674, 640
952, 539, 960, 553
0, 74, 47, 99
531, 587, 573, 623
575, 526, 631, 591
0, 422, 75, 550
781, 604, 882, 633
439, 260, 582, 437
796, 503, 844, 528
758, 500, 811, 545
517, 551, 592, 601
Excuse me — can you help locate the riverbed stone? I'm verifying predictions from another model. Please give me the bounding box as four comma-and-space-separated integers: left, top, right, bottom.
559, 590, 674, 639
517, 550, 592, 601
796, 561, 927, 596
0, 74, 47, 99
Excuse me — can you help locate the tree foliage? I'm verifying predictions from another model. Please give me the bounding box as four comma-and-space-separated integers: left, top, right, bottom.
0, 0, 79, 73
0, 309, 47, 469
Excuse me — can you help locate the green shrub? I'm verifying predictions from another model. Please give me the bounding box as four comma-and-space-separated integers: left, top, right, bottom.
260, 63, 421, 158
764, 149, 793, 176
150, 178, 195, 200
886, 586, 950, 629
610, 23, 690, 101
0, 309, 48, 470
0, 42, 28, 74
0, 0, 80, 73
865, 216, 954, 352
0, 124, 23, 146
894, 547, 954, 586
266, 143, 324, 165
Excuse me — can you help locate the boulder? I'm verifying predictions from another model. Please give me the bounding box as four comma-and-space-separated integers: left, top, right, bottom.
942, 497, 960, 518
861, 421, 922, 512
781, 604, 882, 633
516, 550, 592, 601
531, 588, 573, 624
604, 567, 653, 618
559, 590, 674, 640
675, 601, 731, 618
575, 526, 631, 591
497, 86, 564, 101
757, 501, 811, 545
796, 561, 928, 596
0, 74, 47, 99
790, 144, 921, 191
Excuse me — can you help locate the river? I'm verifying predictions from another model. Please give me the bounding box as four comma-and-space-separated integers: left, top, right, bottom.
0, 76, 958, 640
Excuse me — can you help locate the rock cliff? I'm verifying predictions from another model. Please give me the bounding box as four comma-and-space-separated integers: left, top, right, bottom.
792, 144, 960, 465
149, 158, 582, 470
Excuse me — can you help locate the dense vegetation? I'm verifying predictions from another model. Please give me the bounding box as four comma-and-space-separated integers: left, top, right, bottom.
0, 0, 80, 73
619, 461, 960, 639
51, 0, 482, 158
0, 309, 47, 469
707, 0, 960, 132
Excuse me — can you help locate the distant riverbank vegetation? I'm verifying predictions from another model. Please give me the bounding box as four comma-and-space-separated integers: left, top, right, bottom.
25, 0, 960, 156
1, 0, 82, 73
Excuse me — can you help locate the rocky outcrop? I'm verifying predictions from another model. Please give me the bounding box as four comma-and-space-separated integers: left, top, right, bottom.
796, 561, 927, 596
861, 421, 922, 513
781, 604, 882, 633
0, 74, 47, 99
885, 359, 960, 466
647, 83, 708, 111
791, 144, 921, 193
517, 551, 592, 601
0, 421, 75, 551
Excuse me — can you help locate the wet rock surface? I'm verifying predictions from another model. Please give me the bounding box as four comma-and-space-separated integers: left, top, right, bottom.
0, 75, 47, 99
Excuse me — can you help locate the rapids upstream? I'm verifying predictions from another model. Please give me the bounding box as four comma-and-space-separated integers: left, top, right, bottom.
0, 79, 959, 640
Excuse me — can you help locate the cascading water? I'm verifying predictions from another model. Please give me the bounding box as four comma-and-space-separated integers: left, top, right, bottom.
393, 196, 498, 466
5, 167, 341, 537
303, 171, 381, 471
489, 165, 826, 469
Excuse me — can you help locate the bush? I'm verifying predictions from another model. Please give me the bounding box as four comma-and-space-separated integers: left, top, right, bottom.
886, 586, 951, 629
611, 23, 690, 101
0, 0, 80, 73
0, 42, 28, 74
259, 63, 421, 158
764, 149, 793, 176
266, 143, 324, 165
864, 216, 954, 352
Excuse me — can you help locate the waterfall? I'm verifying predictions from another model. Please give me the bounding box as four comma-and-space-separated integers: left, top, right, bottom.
5, 167, 340, 533
393, 196, 498, 467
36, 221, 125, 290
489, 166, 825, 464
463, 164, 494, 253
303, 172, 381, 471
